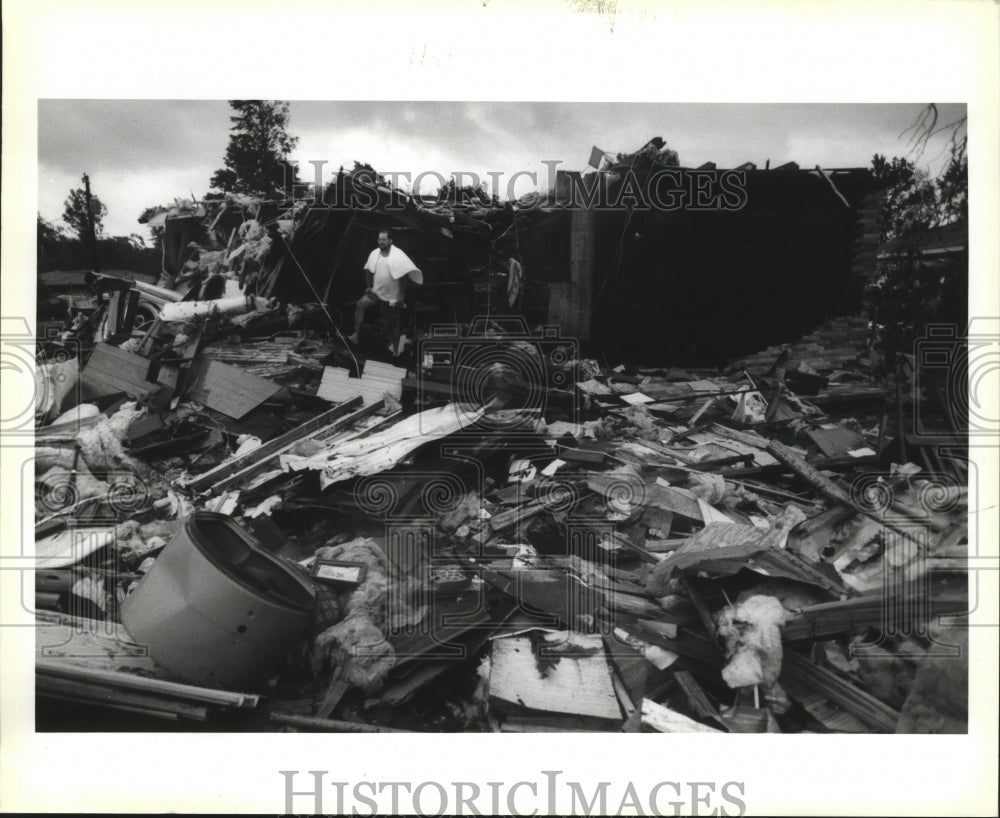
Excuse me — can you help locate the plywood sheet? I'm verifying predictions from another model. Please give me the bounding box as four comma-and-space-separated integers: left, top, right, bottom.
316, 367, 361, 403
488, 632, 621, 721
81, 343, 157, 399
35, 526, 116, 569
186, 358, 282, 419
318, 361, 406, 406
806, 427, 868, 458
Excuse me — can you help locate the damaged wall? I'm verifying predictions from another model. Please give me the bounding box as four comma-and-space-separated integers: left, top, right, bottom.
540, 166, 880, 366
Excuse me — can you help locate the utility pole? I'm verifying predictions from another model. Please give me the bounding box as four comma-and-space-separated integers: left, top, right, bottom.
82, 173, 101, 272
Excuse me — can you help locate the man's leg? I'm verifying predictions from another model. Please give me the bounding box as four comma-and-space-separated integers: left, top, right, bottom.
388, 303, 402, 357
348, 294, 377, 344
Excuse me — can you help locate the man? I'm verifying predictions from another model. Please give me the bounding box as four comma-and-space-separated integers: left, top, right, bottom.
348, 228, 423, 356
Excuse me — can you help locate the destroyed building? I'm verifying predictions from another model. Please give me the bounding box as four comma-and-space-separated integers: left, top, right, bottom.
32, 140, 970, 736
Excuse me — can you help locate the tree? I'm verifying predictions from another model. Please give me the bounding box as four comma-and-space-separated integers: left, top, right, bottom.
38, 213, 67, 248
209, 101, 301, 198
866, 105, 968, 389
62, 186, 107, 240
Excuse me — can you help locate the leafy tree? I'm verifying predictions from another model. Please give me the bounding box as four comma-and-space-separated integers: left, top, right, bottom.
38, 214, 68, 254
870, 155, 938, 244
38, 212, 160, 276
62, 186, 107, 240
866, 105, 967, 394
209, 101, 301, 198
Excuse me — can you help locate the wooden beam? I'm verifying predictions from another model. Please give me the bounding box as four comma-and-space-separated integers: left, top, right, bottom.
185, 396, 368, 492
782, 649, 900, 733
36, 658, 259, 708
764, 438, 939, 542
672, 669, 728, 731
270, 712, 412, 733
781, 591, 968, 642
36, 674, 210, 721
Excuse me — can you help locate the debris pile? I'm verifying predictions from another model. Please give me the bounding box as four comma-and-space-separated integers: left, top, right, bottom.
33, 301, 969, 734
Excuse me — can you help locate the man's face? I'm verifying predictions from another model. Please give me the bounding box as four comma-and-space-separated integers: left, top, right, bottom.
377, 232, 391, 251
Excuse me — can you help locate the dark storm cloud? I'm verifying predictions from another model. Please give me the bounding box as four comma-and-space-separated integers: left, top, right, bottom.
36, 100, 966, 238
39, 100, 231, 175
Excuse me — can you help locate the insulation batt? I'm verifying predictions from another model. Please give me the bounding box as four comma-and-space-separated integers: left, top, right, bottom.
310, 538, 418, 694
74, 402, 145, 471
50, 404, 100, 427
715, 594, 790, 688
686, 472, 728, 505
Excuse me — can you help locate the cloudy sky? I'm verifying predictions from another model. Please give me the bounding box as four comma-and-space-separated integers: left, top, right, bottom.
38, 101, 967, 240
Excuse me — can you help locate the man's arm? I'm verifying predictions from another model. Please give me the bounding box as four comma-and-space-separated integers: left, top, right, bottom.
365, 268, 374, 295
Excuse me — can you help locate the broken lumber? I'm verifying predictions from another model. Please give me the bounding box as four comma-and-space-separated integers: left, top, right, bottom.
672, 668, 728, 730
269, 713, 411, 733
35, 658, 259, 709
36, 674, 210, 721
781, 649, 900, 732
184, 396, 368, 492
781, 591, 968, 642
765, 439, 941, 541
640, 698, 724, 733
186, 395, 363, 489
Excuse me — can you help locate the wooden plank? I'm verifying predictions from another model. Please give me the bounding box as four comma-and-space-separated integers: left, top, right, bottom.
269, 712, 411, 733
781, 649, 900, 733
806, 427, 868, 458
618, 620, 724, 669
489, 633, 621, 721
677, 576, 720, 639
643, 483, 705, 522
81, 343, 157, 399
357, 359, 407, 405
652, 523, 772, 578
487, 500, 545, 531
36, 673, 209, 721
780, 675, 869, 732
184, 396, 363, 491
316, 367, 362, 403
39, 692, 179, 722
36, 614, 161, 674
36, 658, 259, 709
323, 365, 406, 408
782, 591, 967, 641
673, 668, 728, 730
767, 438, 944, 537
603, 632, 650, 709
640, 698, 723, 733
610, 671, 638, 719
125, 413, 166, 442
186, 358, 283, 419
35, 526, 116, 570
375, 662, 452, 707
221, 400, 392, 494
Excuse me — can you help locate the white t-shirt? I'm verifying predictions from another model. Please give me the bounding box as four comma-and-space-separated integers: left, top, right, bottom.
371, 252, 403, 303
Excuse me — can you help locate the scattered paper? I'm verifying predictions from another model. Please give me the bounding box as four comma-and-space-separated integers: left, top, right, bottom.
541, 459, 566, 476
622, 392, 655, 405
